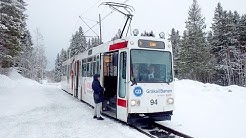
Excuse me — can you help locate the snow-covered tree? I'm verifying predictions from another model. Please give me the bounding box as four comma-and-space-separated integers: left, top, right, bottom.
210, 2, 245, 86
168, 28, 181, 77
14, 29, 33, 78
178, 0, 211, 82
54, 53, 62, 82
76, 26, 87, 52
89, 37, 100, 48
60, 48, 67, 63
54, 48, 68, 82
68, 26, 87, 57
239, 14, 246, 86
60, 48, 67, 76
0, 0, 27, 68
30, 29, 47, 82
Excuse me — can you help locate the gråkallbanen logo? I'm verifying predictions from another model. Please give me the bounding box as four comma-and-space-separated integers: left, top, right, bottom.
133, 86, 143, 97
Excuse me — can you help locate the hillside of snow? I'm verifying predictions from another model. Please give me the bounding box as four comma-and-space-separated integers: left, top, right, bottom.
0, 70, 246, 138
160, 79, 246, 138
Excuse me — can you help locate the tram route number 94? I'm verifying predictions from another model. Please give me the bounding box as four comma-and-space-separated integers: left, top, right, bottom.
150, 99, 157, 105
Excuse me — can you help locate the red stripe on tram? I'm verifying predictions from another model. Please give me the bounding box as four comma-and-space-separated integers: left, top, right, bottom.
117, 99, 127, 108
109, 41, 128, 51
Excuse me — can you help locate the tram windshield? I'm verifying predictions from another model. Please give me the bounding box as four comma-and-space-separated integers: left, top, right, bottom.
130, 50, 173, 83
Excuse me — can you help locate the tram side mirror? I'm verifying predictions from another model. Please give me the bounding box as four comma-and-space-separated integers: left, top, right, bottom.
131, 81, 137, 86
130, 77, 137, 86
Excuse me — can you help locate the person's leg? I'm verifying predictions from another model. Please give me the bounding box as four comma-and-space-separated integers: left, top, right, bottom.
96, 102, 102, 118
97, 102, 104, 120
94, 103, 97, 118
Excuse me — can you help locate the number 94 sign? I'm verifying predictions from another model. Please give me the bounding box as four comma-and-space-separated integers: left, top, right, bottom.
150, 99, 157, 105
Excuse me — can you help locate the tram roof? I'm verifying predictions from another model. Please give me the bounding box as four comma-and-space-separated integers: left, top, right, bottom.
63, 36, 171, 63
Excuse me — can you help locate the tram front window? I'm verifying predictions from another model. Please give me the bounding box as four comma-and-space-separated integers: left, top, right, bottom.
130, 50, 173, 83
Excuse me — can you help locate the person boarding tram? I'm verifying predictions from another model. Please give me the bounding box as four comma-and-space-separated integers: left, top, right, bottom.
92, 74, 104, 120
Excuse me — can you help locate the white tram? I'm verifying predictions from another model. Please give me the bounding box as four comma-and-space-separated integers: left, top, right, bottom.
61, 35, 174, 123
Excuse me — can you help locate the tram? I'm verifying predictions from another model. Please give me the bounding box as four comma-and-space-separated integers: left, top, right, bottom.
61, 32, 174, 124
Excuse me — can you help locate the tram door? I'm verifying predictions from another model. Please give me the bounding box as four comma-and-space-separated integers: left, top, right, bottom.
75, 60, 79, 97
117, 51, 128, 122
70, 61, 75, 95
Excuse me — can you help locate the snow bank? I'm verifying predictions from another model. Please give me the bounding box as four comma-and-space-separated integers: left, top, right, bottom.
159, 79, 246, 138
0, 69, 49, 117
0, 74, 15, 89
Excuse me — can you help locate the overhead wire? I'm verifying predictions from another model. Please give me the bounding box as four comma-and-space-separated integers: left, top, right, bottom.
71, 0, 101, 41
83, 0, 130, 34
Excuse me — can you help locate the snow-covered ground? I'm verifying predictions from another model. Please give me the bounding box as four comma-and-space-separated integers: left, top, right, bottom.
0, 70, 246, 138
0, 70, 147, 138
160, 79, 246, 138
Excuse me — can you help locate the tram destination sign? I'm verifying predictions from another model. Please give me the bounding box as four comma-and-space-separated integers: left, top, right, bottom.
138, 39, 165, 49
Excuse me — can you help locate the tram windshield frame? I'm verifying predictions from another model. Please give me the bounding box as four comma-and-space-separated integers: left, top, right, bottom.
130, 49, 173, 83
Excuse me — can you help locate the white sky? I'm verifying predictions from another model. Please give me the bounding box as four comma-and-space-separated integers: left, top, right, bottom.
25, 0, 246, 70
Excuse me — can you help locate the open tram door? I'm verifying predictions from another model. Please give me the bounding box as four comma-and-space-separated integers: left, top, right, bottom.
101, 52, 118, 118
117, 50, 128, 122
101, 50, 128, 122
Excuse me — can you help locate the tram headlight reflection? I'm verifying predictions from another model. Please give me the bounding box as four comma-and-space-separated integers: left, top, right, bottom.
131, 100, 140, 106
167, 98, 174, 104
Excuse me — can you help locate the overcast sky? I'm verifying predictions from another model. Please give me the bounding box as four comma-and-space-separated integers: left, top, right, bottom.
25, 0, 246, 70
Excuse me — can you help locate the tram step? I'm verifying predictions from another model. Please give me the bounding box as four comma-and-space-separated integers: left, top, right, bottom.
105, 105, 116, 112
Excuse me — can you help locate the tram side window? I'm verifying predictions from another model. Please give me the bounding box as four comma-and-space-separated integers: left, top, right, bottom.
121, 52, 126, 79
82, 59, 86, 77
103, 52, 118, 76
93, 56, 97, 75
79, 60, 82, 77
119, 52, 127, 98
86, 63, 90, 76
96, 60, 100, 74
83, 64, 87, 77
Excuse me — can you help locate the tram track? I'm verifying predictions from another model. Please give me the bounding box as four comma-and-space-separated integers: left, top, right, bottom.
102, 111, 193, 138
130, 120, 193, 138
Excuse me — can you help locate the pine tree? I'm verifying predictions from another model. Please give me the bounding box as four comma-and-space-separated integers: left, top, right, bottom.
77, 26, 87, 52
68, 26, 87, 57
30, 29, 47, 82
178, 0, 211, 82
168, 28, 181, 77
210, 3, 245, 86
210, 3, 228, 85
239, 14, 246, 86
177, 30, 190, 79
226, 11, 241, 85
68, 34, 76, 57
0, 0, 27, 68
60, 48, 67, 76
14, 29, 33, 78
54, 53, 62, 82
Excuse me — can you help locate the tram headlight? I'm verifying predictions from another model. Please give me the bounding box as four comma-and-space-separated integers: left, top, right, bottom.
131, 100, 140, 106
167, 98, 174, 104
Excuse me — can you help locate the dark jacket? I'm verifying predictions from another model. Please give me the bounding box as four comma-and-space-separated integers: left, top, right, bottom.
92, 74, 104, 103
